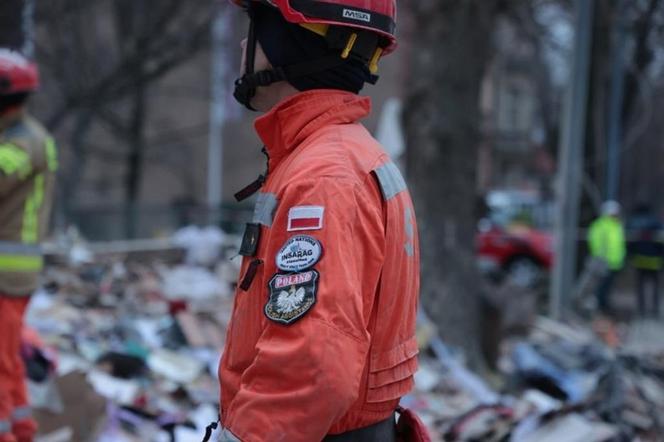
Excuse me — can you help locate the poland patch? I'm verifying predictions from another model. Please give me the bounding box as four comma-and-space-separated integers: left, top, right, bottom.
276, 235, 322, 272
265, 270, 319, 325
287, 206, 324, 232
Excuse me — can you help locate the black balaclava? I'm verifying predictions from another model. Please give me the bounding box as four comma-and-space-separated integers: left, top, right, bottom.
252, 3, 372, 94
0, 92, 28, 114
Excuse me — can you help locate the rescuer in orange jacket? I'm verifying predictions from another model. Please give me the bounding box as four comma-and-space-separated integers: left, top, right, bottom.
215, 1, 420, 441
0, 50, 57, 442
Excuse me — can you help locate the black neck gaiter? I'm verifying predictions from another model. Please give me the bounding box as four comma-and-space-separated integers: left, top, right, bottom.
253, 4, 371, 94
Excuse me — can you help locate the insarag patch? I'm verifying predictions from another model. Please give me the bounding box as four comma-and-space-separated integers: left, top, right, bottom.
265, 270, 319, 325
275, 235, 322, 272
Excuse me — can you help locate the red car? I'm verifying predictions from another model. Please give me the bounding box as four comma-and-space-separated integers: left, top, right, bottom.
476, 222, 554, 287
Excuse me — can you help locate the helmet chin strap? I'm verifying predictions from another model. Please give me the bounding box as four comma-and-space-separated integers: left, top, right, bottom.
233, 4, 380, 111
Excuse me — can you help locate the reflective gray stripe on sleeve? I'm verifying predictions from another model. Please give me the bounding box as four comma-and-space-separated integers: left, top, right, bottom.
12, 405, 32, 421
373, 162, 407, 201
0, 420, 10, 433
0, 241, 42, 256
218, 428, 241, 442
252, 192, 278, 227
404, 207, 415, 257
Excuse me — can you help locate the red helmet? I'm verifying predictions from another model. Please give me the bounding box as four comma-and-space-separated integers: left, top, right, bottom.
0, 49, 39, 95
231, 0, 397, 54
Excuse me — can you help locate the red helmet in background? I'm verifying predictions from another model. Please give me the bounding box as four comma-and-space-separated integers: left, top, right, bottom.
0, 49, 39, 95
231, 0, 397, 54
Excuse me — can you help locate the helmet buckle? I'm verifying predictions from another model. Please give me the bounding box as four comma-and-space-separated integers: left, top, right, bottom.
369, 48, 383, 74
341, 33, 358, 59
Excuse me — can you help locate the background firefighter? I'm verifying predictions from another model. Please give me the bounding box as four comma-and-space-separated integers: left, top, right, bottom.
587, 201, 626, 316
0, 49, 57, 442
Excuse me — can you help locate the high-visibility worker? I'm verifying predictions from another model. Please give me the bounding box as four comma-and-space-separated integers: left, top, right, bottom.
215, 1, 423, 441
0, 49, 57, 442
588, 200, 626, 315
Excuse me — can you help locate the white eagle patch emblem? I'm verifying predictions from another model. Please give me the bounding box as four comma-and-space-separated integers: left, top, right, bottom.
276, 287, 306, 314
265, 270, 319, 325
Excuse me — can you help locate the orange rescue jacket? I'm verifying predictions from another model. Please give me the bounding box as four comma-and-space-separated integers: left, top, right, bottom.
219, 90, 420, 441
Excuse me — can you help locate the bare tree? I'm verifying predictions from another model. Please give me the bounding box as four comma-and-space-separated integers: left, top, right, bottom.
402, 1, 506, 368
0, 0, 25, 50
582, 0, 664, 220
620, 0, 664, 210
403, 0, 664, 365
35, 0, 214, 237
504, 1, 572, 160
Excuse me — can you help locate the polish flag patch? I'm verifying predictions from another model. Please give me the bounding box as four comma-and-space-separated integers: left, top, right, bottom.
287, 206, 325, 232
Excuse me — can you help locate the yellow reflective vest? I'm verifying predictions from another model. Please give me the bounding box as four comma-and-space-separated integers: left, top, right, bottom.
588, 215, 626, 271
0, 113, 57, 296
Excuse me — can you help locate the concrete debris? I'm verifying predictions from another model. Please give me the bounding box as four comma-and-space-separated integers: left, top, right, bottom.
407, 312, 664, 441
24, 233, 240, 441
172, 225, 225, 267
161, 265, 230, 302
513, 413, 618, 442
147, 349, 205, 384
23, 233, 664, 441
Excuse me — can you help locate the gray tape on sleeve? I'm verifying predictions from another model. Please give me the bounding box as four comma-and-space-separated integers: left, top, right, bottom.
373, 162, 407, 201
252, 192, 278, 227
218, 428, 242, 442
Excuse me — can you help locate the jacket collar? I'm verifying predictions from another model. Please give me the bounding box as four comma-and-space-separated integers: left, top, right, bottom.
254, 89, 371, 171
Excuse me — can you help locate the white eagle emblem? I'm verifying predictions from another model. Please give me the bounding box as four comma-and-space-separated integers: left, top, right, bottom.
276, 286, 306, 314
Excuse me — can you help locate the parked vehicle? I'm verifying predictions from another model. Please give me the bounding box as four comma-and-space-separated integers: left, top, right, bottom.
476, 191, 554, 287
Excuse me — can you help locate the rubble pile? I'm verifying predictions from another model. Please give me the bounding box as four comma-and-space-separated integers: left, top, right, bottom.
407, 314, 664, 441
23, 231, 664, 441
27, 231, 241, 442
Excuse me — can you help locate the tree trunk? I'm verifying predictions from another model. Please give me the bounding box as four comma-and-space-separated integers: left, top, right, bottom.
581, 0, 612, 225
59, 109, 94, 231
622, 0, 659, 123
620, 0, 661, 209
583, 1, 662, 217
123, 0, 149, 239
402, 1, 502, 368
0, 0, 25, 50
124, 73, 147, 239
